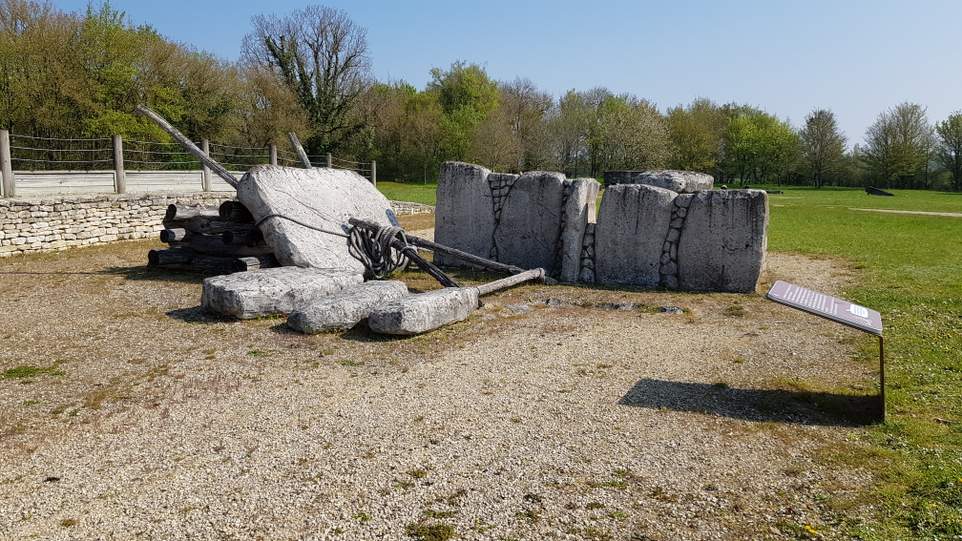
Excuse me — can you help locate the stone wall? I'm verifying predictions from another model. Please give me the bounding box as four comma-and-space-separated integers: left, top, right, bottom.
434, 161, 769, 293
0, 193, 434, 258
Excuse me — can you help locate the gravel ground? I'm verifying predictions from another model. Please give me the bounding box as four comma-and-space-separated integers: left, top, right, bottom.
0, 227, 878, 540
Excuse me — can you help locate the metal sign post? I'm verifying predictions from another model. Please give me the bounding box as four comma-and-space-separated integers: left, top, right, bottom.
766, 280, 886, 422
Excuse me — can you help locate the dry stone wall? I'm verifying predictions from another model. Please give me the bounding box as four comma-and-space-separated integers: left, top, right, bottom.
0, 191, 432, 259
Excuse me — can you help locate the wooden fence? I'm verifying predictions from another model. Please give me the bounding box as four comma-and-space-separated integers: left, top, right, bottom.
0, 129, 376, 198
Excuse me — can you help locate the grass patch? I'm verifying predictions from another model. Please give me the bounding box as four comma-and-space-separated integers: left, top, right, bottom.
1, 364, 64, 380
404, 520, 456, 541
377, 181, 438, 206
758, 185, 962, 537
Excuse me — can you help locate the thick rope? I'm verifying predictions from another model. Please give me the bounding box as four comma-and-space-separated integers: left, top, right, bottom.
253, 213, 411, 279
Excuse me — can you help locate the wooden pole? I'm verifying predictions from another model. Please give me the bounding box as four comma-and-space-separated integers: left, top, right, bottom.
269, 143, 278, 166
371, 160, 377, 185
201, 139, 211, 191
0, 129, 14, 198
326, 153, 333, 169
112, 135, 126, 194
135, 105, 238, 189
476, 268, 546, 296
287, 132, 312, 169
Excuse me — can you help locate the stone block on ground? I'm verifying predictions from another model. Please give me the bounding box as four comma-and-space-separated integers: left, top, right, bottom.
434, 162, 494, 267
604, 170, 714, 193
676, 190, 768, 293
594, 184, 677, 287
236, 165, 395, 274
201, 266, 363, 319
287, 281, 409, 334
559, 178, 600, 283
492, 171, 567, 275
368, 287, 479, 335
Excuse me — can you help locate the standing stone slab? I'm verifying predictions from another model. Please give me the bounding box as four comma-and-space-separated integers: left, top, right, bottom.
677, 190, 768, 293
594, 184, 677, 287
201, 266, 363, 319
604, 170, 714, 193
287, 280, 409, 334
492, 171, 566, 275
560, 178, 600, 283
434, 162, 494, 267
368, 287, 479, 335
237, 165, 395, 274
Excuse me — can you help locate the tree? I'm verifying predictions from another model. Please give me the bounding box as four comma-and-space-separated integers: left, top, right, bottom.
719, 109, 799, 184
243, 5, 371, 155
799, 109, 846, 188
862, 103, 933, 188
935, 112, 962, 191
667, 98, 727, 174
428, 61, 500, 161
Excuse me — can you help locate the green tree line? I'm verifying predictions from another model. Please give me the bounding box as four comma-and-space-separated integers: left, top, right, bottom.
2, 1, 961, 190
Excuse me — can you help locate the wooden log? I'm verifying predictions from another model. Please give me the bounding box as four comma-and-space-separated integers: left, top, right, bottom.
184, 217, 258, 236
288, 132, 313, 168
171, 233, 275, 257
222, 227, 263, 246
234, 254, 278, 272
164, 204, 219, 223
160, 228, 187, 243
476, 268, 546, 296
218, 200, 254, 223
148, 247, 194, 266
135, 105, 239, 189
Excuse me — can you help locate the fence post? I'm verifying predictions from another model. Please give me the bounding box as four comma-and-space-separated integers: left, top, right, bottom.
112, 134, 126, 194
1, 129, 14, 198
371, 160, 377, 186
326, 153, 333, 169
201, 139, 211, 191
269, 143, 278, 166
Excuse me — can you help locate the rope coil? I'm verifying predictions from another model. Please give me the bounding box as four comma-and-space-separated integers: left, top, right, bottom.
347, 225, 410, 280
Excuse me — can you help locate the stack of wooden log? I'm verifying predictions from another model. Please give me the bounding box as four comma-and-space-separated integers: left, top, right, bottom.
148, 201, 278, 274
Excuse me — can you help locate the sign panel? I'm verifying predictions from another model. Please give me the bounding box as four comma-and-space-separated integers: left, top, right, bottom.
766, 280, 883, 336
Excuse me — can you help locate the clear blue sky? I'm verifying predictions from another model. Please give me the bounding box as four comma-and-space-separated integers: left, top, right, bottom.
54, 0, 962, 147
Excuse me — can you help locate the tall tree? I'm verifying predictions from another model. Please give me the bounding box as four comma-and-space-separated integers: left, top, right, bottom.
935, 112, 962, 191
799, 109, 846, 188
242, 5, 371, 155
428, 61, 500, 161
667, 98, 727, 174
862, 103, 933, 188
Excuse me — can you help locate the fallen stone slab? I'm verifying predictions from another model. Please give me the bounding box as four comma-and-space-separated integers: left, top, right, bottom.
201, 266, 363, 319
492, 171, 566, 275
604, 170, 714, 193
434, 162, 495, 267
236, 165, 396, 274
559, 178, 600, 283
287, 281, 409, 334
594, 184, 677, 287
676, 190, 768, 293
368, 287, 479, 336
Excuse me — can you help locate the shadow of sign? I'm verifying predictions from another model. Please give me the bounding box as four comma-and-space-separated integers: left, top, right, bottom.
619, 378, 877, 427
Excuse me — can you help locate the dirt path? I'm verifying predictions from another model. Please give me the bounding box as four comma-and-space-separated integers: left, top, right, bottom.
848, 207, 962, 218
0, 237, 876, 540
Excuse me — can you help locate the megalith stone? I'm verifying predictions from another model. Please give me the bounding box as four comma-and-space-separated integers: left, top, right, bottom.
287, 280, 409, 333
559, 178, 600, 283
237, 165, 396, 274
201, 266, 363, 319
676, 190, 768, 293
492, 171, 567, 275
594, 184, 678, 287
434, 162, 495, 267
604, 170, 714, 193
368, 287, 479, 335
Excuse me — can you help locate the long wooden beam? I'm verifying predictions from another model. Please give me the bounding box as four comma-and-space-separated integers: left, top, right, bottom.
287, 132, 313, 169
134, 105, 239, 189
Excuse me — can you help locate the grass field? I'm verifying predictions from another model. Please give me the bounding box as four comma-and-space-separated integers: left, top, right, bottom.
378, 181, 962, 537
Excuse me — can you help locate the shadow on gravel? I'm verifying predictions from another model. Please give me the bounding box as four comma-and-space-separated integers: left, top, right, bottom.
620, 378, 879, 426
166, 306, 228, 323
100, 265, 208, 284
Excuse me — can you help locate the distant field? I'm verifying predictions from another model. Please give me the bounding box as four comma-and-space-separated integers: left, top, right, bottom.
377, 181, 438, 206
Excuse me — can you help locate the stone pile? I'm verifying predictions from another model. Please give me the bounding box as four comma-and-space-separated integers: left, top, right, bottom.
435, 162, 768, 293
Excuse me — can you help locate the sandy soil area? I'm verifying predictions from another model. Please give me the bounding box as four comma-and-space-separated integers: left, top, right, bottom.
0, 228, 878, 540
